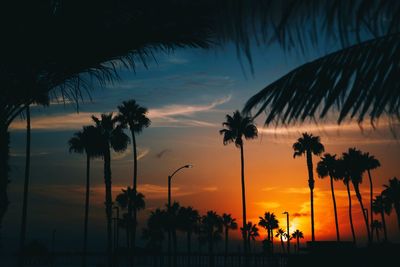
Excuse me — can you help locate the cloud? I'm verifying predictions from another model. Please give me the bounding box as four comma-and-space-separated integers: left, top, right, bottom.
292, 212, 308, 218
254, 201, 281, 209
166, 56, 188, 65
202, 186, 218, 192
155, 149, 171, 159
10, 151, 50, 157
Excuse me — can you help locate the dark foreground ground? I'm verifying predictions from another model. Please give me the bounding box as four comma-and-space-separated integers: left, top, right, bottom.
1, 243, 398, 267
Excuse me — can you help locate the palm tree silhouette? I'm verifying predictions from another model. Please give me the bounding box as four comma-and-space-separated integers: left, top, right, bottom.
116, 100, 150, 251
336, 158, 356, 244
291, 230, 304, 253
221, 213, 237, 265
68, 125, 102, 267
293, 132, 324, 241
142, 208, 167, 252
316, 153, 341, 241
372, 194, 392, 242
275, 229, 286, 254
362, 152, 380, 241
247, 222, 260, 253
371, 220, 383, 242
258, 212, 279, 253
178, 206, 200, 257
200, 211, 222, 267
92, 113, 130, 267
220, 110, 257, 255
343, 148, 371, 243
115, 187, 145, 249
382, 177, 400, 231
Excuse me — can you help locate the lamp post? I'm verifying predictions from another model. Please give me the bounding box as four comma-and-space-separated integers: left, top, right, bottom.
283, 211, 290, 254
167, 164, 193, 267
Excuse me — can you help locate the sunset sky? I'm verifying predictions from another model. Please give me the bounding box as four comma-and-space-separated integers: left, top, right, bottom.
5, 42, 400, 251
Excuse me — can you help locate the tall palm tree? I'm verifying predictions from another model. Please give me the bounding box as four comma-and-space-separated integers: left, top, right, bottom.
343, 148, 371, 243
92, 113, 130, 267
291, 230, 304, 253
337, 158, 356, 244
316, 153, 341, 241
372, 195, 392, 242
371, 220, 382, 242
220, 110, 257, 255
116, 100, 150, 250
275, 229, 286, 254
362, 152, 380, 240
382, 177, 400, 231
222, 213, 237, 265
258, 212, 279, 252
68, 125, 102, 267
293, 132, 324, 241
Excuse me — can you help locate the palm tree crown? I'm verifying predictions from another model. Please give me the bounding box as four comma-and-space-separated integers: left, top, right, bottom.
293, 133, 324, 158
219, 110, 258, 147
115, 187, 146, 211
116, 99, 151, 133
68, 126, 103, 157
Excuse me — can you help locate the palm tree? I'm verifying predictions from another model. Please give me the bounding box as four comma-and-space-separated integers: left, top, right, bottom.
342, 148, 371, 243
200, 211, 222, 267
142, 208, 167, 252
275, 229, 286, 254
178, 206, 200, 255
247, 222, 260, 253
316, 153, 341, 241
382, 177, 400, 231
291, 230, 304, 253
258, 212, 279, 253
371, 220, 382, 242
293, 132, 324, 241
68, 125, 102, 267
220, 110, 257, 255
336, 158, 356, 244
92, 113, 130, 267
115, 187, 145, 249
222, 213, 237, 264
372, 195, 392, 242
362, 152, 380, 240
116, 100, 150, 250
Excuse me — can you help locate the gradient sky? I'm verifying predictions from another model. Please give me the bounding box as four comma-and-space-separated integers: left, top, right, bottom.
5, 42, 400, 252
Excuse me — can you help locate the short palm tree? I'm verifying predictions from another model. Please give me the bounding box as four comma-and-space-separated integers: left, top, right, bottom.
92, 113, 130, 267
222, 213, 237, 261
291, 230, 304, 253
293, 132, 324, 241
115, 187, 145, 248
371, 220, 383, 242
68, 125, 102, 267
201, 211, 222, 267
316, 153, 341, 241
343, 148, 371, 243
336, 158, 356, 244
258, 212, 279, 252
362, 152, 380, 240
372, 194, 392, 242
382, 177, 400, 231
178, 206, 200, 255
275, 229, 286, 254
142, 208, 167, 252
247, 222, 260, 253
220, 110, 257, 254
116, 99, 150, 250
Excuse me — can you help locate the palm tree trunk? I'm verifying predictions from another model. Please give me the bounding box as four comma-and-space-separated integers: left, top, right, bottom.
224, 228, 228, 266
104, 148, 113, 267
82, 154, 90, 267
239, 144, 248, 255
270, 229, 274, 253
0, 121, 10, 246
172, 229, 177, 267
367, 169, 373, 242
353, 182, 371, 243
329, 175, 340, 241
280, 237, 284, 254
375, 228, 380, 242
19, 105, 31, 267
296, 237, 299, 253
395, 203, 400, 231
209, 234, 214, 267
131, 130, 138, 253
187, 231, 192, 266
306, 150, 315, 242
346, 181, 356, 244
380, 210, 388, 242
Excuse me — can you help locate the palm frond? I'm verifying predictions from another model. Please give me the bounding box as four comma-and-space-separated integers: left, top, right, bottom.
243, 32, 400, 125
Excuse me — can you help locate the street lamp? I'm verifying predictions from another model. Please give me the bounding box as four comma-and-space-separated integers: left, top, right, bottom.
283, 211, 290, 254
167, 164, 193, 267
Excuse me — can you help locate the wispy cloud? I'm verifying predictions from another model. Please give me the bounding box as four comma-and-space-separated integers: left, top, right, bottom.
155, 149, 171, 159
202, 186, 218, 192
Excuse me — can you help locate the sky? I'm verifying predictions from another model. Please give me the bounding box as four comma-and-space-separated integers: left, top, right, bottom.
4, 42, 400, 252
